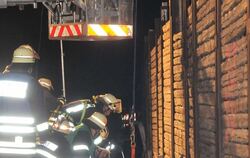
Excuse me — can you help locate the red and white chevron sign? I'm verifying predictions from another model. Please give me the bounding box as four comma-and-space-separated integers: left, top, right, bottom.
49, 24, 82, 38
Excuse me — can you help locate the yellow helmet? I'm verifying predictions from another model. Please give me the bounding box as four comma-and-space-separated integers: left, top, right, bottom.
38, 78, 54, 91
94, 94, 122, 114
87, 112, 107, 129
12, 45, 40, 63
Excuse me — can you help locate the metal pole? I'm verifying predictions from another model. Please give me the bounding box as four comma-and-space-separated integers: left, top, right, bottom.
132, 0, 138, 110
58, 5, 66, 100
130, 0, 138, 157
60, 40, 66, 99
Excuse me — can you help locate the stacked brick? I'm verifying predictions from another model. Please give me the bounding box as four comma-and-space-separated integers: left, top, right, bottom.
221, 0, 249, 157
157, 35, 164, 157
173, 32, 186, 158
148, 0, 250, 157
150, 46, 158, 158
196, 0, 217, 157
187, 5, 195, 158
162, 21, 172, 158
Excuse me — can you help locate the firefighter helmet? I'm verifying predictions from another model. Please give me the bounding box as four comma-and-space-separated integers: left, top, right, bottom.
38, 78, 54, 91
94, 94, 122, 113
12, 45, 40, 63
87, 112, 107, 129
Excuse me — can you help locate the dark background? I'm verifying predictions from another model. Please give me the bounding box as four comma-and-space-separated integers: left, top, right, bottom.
0, 0, 161, 157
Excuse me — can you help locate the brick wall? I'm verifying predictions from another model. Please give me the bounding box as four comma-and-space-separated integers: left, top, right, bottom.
173, 32, 186, 158
196, 0, 217, 157
150, 46, 158, 157
163, 21, 172, 158
187, 5, 195, 158
221, 0, 248, 157
147, 0, 249, 157
158, 35, 164, 156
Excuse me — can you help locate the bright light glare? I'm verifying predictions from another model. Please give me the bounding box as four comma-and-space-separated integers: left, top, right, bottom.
0, 125, 35, 134
66, 104, 84, 113
37, 149, 57, 158
111, 144, 115, 150
15, 136, 23, 143
106, 144, 115, 150
93, 136, 103, 145
108, 25, 126, 36
73, 144, 89, 151
43, 141, 58, 151
106, 146, 111, 150
0, 116, 34, 125
36, 122, 49, 132
0, 148, 36, 155
0, 80, 28, 98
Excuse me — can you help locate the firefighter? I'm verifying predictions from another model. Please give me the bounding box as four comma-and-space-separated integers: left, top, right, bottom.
48, 94, 122, 158
62, 94, 122, 158
38, 77, 72, 158
0, 44, 57, 158
0, 44, 46, 122
0, 45, 49, 157
38, 77, 64, 114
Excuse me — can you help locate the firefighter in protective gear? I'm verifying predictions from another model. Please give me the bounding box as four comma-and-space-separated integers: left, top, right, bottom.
0, 44, 45, 121
49, 93, 122, 158
0, 44, 56, 158
38, 77, 72, 158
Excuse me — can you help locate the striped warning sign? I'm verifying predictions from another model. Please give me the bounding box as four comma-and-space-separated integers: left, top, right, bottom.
87, 24, 133, 37
49, 23, 133, 40
49, 24, 82, 38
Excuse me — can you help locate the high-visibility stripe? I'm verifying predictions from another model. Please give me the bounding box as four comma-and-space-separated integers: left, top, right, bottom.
87, 24, 133, 37
73, 144, 89, 151
14, 56, 34, 59
70, 25, 77, 36
58, 26, 65, 37
0, 125, 35, 134
53, 26, 61, 37
50, 26, 57, 37
49, 24, 132, 38
121, 25, 133, 36
108, 25, 127, 36
66, 26, 73, 36
87, 26, 96, 36
102, 25, 116, 36
0, 148, 57, 158
0, 116, 34, 125
0, 141, 36, 148
88, 24, 108, 36
0, 81, 28, 99
74, 24, 82, 36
